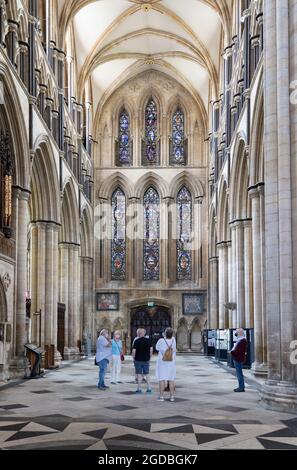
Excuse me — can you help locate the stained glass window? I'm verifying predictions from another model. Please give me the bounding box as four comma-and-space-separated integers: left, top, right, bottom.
143, 98, 159, 165
118, 109, 131, 165
177, 186, 192, 280
143, 187, 160, 280
171, 108, 186, 165
111, 188, 126, 280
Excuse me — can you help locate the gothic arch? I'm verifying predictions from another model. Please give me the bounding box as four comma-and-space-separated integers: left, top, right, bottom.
0, 278, 7, 322
190, 317, 203, 352
60, 179, 80, 245
217, 179, 230, 242
30, 136, 60, 223
250, 82, 264, 186
0, 63, 30, 189
80, 206, 93, 258
176, 317, 189, 352
209, 205, 218, 258
169, 171, 204, 199
134, 172, 169, 200
98, 172, 133, 200
230, 137, 250, 220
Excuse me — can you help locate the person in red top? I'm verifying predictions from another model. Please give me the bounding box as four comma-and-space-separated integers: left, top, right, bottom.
230, 328, 248, 392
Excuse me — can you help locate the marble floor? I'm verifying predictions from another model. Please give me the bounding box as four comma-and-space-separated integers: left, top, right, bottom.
0, 355, 297, 450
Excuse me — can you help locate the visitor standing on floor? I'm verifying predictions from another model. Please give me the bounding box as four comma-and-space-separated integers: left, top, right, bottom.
230, 328, 248, 392
132, 328, 142, 383
96, 329, 112, 390
156, 328, 177, 402
111, 330, 123, 384
132, 328, 153, 394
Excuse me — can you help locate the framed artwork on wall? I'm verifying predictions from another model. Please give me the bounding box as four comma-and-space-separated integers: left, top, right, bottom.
182, 293, 205, 315
96, 293, 119, 311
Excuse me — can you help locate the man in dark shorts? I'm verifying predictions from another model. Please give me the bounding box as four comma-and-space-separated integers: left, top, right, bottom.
132, 328, 153, 394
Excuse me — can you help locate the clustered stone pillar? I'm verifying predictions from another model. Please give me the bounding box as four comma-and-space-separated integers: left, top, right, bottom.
29, 222, 59, 360
59, 243, 81, 359
14, 189, 30, 363
249, 185, 267, 376
217, 242, 228, 329
260, 0, 297, 412
208, 256, 219, 328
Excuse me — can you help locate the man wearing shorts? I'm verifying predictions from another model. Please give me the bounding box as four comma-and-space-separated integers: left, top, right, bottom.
132, 328, 153, 394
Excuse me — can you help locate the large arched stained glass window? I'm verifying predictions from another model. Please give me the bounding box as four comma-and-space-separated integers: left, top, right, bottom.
111, 188, 126, 280
170, 108, 186, 165
143, 187, 160, 280
177, 186, 192, 280
143, 98, 159, 165
117, 109, 131, 166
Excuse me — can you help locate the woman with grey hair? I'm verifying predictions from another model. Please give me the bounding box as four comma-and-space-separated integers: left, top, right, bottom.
96, 329, 112, 390
155, 327, 176, 402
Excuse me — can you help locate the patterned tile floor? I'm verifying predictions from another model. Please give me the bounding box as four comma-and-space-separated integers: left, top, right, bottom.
0, 355, 297, 450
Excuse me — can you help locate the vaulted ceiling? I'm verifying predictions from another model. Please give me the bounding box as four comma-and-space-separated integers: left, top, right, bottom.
58, 0, 232, 116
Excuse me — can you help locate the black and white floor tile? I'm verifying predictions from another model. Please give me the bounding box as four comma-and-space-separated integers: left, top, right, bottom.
0, 356, 296, 450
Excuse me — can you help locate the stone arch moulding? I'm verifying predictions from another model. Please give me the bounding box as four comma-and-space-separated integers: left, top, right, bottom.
169, 171, 205, 200
0, 63, 30, 189
97, 172, 134, 201
134, 172, 169, 200
125, 296, 179, 332
0, 278, 8, 323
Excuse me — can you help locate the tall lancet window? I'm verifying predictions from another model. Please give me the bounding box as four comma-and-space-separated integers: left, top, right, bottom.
116, 108, 132, 166
142, 98, 159, 165
143, 187, 160, 280
170, 108, 187, 165
177, 186, 192, 280
111, 188, 126, 280
0, 130, 13, 239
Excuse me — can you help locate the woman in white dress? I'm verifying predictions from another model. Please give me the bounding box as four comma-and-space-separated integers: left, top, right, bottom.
155, 328, 176, 402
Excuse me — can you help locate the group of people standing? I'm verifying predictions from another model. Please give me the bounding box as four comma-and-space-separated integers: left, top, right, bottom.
95, 327, 177, 401
95, 327, 248, 398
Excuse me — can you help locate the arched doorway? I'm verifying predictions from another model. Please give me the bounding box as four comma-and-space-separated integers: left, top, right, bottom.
131, 306, 171, 352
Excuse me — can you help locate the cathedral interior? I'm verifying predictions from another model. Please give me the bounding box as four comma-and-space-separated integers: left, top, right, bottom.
0, 0, 297, 452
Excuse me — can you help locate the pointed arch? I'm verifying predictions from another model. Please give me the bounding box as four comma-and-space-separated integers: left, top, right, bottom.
217, 179, 230, 242
80, 205, 93, 258
0, 278, 7, 322
230, 137, 250, 220
98, 172, 133, 200
30, 136, 60, 224
134, 172, 169, 200
60, 179, 80, 245
169, 171, 204, 199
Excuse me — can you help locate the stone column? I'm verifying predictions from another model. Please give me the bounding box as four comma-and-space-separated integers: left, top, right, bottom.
250, 186, 268, 376
44, 223, 59, 347
243, 219, 253, 328
230, 224, 237, 328
234, 221, 245, 327
15, 189, 30, 358
59, 243, 69, 348
260, 0, 297, 412
209, 256, 219, 328
218, 242, 228, 329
